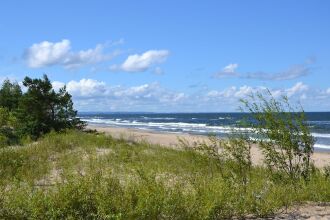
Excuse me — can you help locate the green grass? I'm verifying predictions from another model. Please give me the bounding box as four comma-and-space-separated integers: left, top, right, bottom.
0, 130, 329, 219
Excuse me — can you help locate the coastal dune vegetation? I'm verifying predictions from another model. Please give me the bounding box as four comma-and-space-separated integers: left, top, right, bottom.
0, 75, 329, 219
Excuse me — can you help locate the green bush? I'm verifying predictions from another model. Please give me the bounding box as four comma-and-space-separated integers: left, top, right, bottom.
240, 91, 315, 181
0, 135, 8, 148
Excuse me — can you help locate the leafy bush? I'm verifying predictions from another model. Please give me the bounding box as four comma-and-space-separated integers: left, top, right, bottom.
240, 91, 315, 181
0, 107, 19, 146
183, 134, 253, 188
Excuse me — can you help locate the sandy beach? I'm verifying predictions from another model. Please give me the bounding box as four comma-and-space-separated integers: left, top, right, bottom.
87, 125, 330, 168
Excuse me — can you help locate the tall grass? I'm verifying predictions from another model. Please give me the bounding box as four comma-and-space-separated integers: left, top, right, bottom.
0, 130, 329, 219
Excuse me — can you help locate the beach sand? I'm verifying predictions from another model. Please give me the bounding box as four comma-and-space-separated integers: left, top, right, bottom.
87, 125, 330, 168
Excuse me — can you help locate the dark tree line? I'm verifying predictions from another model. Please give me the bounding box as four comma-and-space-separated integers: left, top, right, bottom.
0, 75, 85, 146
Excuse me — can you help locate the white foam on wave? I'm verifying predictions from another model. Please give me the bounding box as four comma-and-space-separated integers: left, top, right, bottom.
307, 120, 330, 124
314, 144, 330, 150
141, 116, 176, 120
312, 133, 330, 138
218, 117, 232, 120
84, 118, 255, 133
83, 118, 330, 149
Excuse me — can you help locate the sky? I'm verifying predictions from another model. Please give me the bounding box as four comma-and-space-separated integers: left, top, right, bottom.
0, 0, 329, 112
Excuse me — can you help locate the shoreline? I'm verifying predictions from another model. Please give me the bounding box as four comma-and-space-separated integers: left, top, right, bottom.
87, 124, 330, 168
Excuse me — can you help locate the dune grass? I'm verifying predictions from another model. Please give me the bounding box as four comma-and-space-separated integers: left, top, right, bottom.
0, 130, 329, 219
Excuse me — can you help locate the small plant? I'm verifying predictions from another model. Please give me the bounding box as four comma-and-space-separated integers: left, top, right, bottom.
222, 134, 252, 187
240, 90, 315, 181
0, 107, 19, 146
183, 132, 252, 188
324, 165, 330, 180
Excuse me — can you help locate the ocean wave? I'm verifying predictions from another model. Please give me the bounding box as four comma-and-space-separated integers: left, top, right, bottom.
314, 144, 330, 150
83, 118, 254, 132
83, 117, 330, 149
307, 121, 330, 125
218, 117, 232, 120
141, 116, 176, 120
312, 133, 330, 138
84, 118, 329, 137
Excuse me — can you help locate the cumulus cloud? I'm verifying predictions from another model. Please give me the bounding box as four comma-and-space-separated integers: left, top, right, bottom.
52, 81, 65, 91
214, 60, 313, 81
66, 79, 107, 97
111, 50, 169, 72
285, 82, 308, 97
52, 78, 185, 111
207, 85, 257, 99
25, 39, 119, 69
25, 40, 71, 68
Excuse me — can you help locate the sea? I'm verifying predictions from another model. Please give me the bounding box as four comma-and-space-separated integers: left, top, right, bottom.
79, 112, 330, 151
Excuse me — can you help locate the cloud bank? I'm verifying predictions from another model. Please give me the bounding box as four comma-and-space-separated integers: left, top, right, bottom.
50, 79, 330, 112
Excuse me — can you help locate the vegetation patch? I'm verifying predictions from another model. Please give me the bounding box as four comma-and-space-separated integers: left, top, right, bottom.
0, 131, 329, 219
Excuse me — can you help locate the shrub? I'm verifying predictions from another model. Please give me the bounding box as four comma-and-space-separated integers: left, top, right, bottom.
240, 91, 315, 181
182, 133, 252, 189
0, 107, 19, 146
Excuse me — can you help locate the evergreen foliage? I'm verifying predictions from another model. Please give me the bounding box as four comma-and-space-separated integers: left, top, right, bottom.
0, 74, 85, 143
0, 79, 22, 111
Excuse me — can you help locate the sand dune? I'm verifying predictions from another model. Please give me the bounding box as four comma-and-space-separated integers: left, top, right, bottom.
88, 125, 330, 168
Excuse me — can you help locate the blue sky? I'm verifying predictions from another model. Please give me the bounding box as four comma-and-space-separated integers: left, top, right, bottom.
0, 0, 329, 112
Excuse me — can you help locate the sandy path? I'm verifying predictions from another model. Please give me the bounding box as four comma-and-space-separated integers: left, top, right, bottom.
87, 125, 330, 168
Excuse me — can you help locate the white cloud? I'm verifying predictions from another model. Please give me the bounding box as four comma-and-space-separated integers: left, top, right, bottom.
223, 63, 238, 73
52, 81, 65, 91
207, 86, 258, 99
25, 39, 118, 69
300, 94, 307, 100
50, 79, 330, 112
52, 79, 186, 111
63, 45, 119, 69
206, 82, 309, 102
213, 63, 239, 78
285, 82, 308, 97
66, 79, 107, 97
113, 83, 159, 98
214, 60, 313, 81
234, 85, 255, 98
111, 50, 169, 72
25, 40, 71, 68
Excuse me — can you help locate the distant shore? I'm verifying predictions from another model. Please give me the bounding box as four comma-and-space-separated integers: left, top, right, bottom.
87, 124, 330, 168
